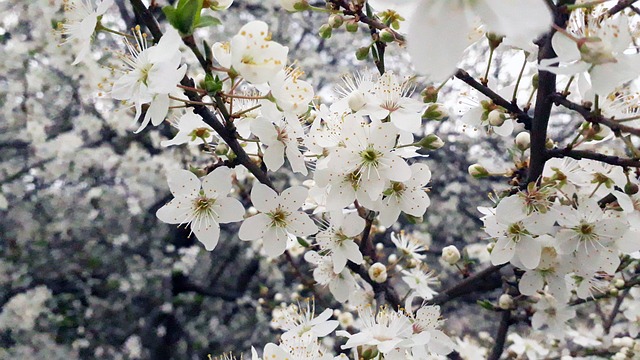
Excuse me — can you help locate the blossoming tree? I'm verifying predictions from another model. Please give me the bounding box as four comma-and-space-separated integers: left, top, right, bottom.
3, 0, 640, 358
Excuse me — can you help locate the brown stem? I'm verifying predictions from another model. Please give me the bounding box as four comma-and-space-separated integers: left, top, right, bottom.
488, 310, 512, 360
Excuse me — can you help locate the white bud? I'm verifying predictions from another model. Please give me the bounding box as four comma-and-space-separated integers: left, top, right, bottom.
375, 243, 384, 251
338, 311, 354, 328
274, 293, 284, 301
515, 132, 530, 150
347, 91, 367, 112
498, 294, 513, 310
388, 254, 398, 263
614, 278, 625, 289
369, 262, 388, 283
441, 245, 461, 265
488, 109, 506, 126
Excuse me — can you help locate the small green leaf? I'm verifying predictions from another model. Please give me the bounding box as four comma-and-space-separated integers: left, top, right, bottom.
162, 5, 177, 24
194, 15, 221, 29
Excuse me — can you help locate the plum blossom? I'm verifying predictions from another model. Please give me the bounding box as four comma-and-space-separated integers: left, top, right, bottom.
60, 0, 114, 65
338, 306, 412, 354
229, 21, 289, 84
304, 250, 359, 303
156, 167, 245, 251
484, 195, 555, 269
277, 301, 339, 341
111, 26, 187, 133
378, 163, 431, 227
365, 71, 425, 133
315, 211, 365, 274
239, 184, 318, 257
251, 117, 307, 175
329, 121, 411, 200
404, 0, 552, 81
555, 198, 627, 273
161, 110, 216, 147
540, 12, 640, 97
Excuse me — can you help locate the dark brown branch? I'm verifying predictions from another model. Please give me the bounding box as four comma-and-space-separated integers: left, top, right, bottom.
454, 69, 533, 130
427, 264, 506, 305
551, 93, 640, 137
609, 0, 639, 14
488, 310, 512, 360
128, 0, 273, 189
603, 288, 630, 334
547, 148, 640, 167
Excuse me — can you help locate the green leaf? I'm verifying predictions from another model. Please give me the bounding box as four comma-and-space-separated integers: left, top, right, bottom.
162, 5, 177, 24
194, 15, 221, 29
172, 0, 204, 34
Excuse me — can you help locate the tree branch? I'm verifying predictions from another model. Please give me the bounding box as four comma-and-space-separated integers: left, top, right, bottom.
488, 310, 512, 360
551, 93, 640, 138
547, 148, 640, 167
427, 264, 506, 305
455, 69, 533, 130
609, 0, 639, 14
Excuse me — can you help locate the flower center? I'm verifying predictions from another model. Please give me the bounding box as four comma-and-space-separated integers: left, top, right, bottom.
360, 147, 382, 166
268, 208, 289, 227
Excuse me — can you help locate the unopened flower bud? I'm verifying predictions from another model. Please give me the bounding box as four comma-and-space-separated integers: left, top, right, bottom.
388, 254, 398, 263
610, 287, 619, 296
379, 28, 395, 43
515, 132, 531, 151
468, 164, 489, 178
215, 143, 229, 155
369, 262, 387, 283
355, 46, 370, 61
375, 243, 384, 251
347, 91, 366, 111
487, 242, 495, 253
274, 292, 284, 301
498, 294, 513, 310
318, 24, 332, 39
532, 74, 539, 89
486, 32, 504, 50
338, 312, 354, 328
421, 86, 439, 103
328, 14, 344, 28
625, 182, 639, 195
418, 134, 445, 150
423, 103, 448, 120
345, 20, 359, 32
614, 278, 626, 289
488, 109, 506, 126
441, 245, 461, 265
279, 0, 308, 11
545, 138, 554, 149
